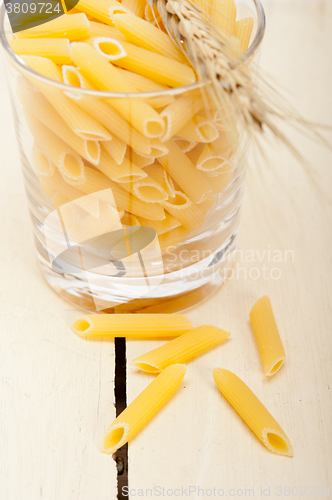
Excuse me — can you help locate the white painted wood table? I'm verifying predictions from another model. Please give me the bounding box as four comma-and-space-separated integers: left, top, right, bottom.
0, 1, 331, 499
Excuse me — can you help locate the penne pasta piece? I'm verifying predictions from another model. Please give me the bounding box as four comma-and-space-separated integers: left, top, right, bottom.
143, 164, 175, 198
213, 369, 293, 457
102, 136, 127, 165
89, 21, 128, 41
21, 56, 112, 141
121, 0, 146, 17
161, 91, 205, 141
70, 43, 166, 138
80, 166, 166, 220
210, 0, 237, 36
234, 17, 254, 54
203, 165, 234, 194
102, 365, 186, 454
162, 191, 205, 231
121, 211, 141, 226
68, 202, 122, 243
26, 115, 86, 184
10, 39, 71, 65
177, 115, 219, 143
75, 96, 151, 154
126, 150, 154, 168
111, 41, 196, 87
89, 36, 128, 61
197, 135, 235, 172
158, 225, 190, 252
32, 142, 55, 177
71, 313, 193, 337
158, 141, 213, 204
76, 0, 125, 25
42, 170, 100, 217
197, 193, 216, 213
52, 192, 70, 210
117, 69, 175, 108
113, 13, 187, 63
138, 140, 168, 158
172, 138, 197, 153
137, 212, 181, 235
97, 145, 147, 183
185, 142, 205, 165
17, 83, 101, 166
122, 176, 169, 203
133, 325, 230, 373
15, 13, 90, 41
249, 296, 286, 376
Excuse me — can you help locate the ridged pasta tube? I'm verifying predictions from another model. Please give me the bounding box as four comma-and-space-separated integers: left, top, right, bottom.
71, 314, 193, 338
102, 364, 186, 454
70, 42, 165, 138
15, 13, 90, 41
133, 325, 230, 373
213, 369, 293, 457
249, 296, 286, 376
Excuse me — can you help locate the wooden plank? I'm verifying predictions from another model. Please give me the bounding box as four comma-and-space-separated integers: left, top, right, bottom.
0, 75, 117, 499
125, 0, 332, 495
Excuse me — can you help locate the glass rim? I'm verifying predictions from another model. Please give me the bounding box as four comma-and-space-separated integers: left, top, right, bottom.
0, 1, 265, 99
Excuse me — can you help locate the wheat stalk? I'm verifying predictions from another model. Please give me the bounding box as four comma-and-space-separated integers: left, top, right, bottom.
150, 0, 331, 186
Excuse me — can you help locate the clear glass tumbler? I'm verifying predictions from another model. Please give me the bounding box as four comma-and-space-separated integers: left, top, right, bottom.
0, 2, 265, 313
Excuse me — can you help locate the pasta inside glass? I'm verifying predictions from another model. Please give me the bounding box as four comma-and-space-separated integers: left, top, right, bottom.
0, 0, 265, 313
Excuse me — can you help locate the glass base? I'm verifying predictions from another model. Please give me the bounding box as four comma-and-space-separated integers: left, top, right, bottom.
37, 232, 237, 314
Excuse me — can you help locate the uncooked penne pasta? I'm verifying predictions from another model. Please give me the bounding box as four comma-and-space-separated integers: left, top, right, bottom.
75, 96, 151, 154
121, 212, 141, 226
197, 193, 216, 213
71, 314, 193, 337
158, 225, 190, 252
102, 364, 186, 454
137, 212, 181, 235
116, 69, 175, 108
122, 176, 169, 203
80, 166, 166, 220
177, 115, 219, 143
42, 170, 100, 218
17, 83, 101, 166
113, 13, 187, 63
10, 39, 71, 65
249, 296, 286, 376
89, 36, 127, 61
161, 91, 205, 141
203, 165, 234, 194
122, 0, 146, 17
76, 0, 125, 25
110, 41, 196, 87
68, 202, 122, 243
158, 141, 212, 204
197, 135, 234, 171
70, 43, 166, 138
173, 138, 197, 153
162, 191, 205, 231
97, 145, 147, 183
213, 369, 293, 457
234, 17, 254, 54
15, 13, 90, 41
102, 136, 127, 165
32, 142, 54, 177
21, 56, 112, 141
143, 164, 175, 198
126, 150, 154, 168
26, 115, 85, 184
89, 21, 128, 41
210, 0, 237, 36
133, 325, 230, 373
